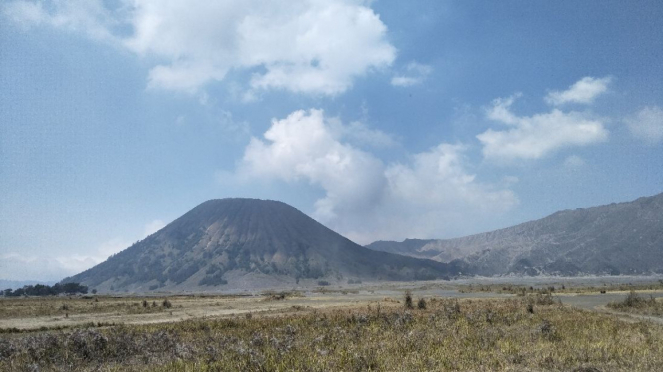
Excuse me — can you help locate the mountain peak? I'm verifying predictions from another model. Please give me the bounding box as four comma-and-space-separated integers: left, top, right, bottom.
64, 198, 463, 292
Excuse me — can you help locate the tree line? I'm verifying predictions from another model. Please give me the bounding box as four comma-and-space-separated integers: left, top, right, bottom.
2, 283, 89, 297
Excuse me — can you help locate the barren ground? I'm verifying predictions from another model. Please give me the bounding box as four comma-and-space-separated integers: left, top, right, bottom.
3, 276, 663, 332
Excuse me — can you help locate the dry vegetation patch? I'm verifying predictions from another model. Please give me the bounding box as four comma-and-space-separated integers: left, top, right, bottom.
458, 280, 663, 296
1, 297, 662, 371
608, 290, 663, 317
261, 291, 304, 301
0, 296, 179, 319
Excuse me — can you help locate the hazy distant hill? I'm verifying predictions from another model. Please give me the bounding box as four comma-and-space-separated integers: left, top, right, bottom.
63, 199, 465, 292
367, 193, 663, 276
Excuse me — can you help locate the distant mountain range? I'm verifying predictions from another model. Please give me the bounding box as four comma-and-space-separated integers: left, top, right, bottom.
367, 193, 663, 276
63, 199, 464, 292
62, 193, 663, 292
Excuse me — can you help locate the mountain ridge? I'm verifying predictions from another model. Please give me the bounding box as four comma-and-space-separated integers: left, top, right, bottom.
367, 192, 663, 276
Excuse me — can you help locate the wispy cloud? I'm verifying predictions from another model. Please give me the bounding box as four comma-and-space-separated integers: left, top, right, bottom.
544, 76, 612, 106
625, 106, 663, 144
3, 0, 120, 42
391, 62, 433, 87
327, 119, 398, 148
563, 155, 586, 168
478, 80, 609, 162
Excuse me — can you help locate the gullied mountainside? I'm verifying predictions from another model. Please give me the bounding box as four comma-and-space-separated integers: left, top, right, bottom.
63, 199, 464, 292
367, 193, 663, 276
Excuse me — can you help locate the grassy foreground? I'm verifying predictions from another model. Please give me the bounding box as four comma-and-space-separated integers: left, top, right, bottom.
1, 296, 662, 371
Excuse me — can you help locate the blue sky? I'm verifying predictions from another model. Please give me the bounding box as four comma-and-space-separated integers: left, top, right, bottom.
1, 0, 662, 281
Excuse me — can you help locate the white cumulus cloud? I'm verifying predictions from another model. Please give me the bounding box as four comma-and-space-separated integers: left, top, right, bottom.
239, 109, 387, 222
477, 92, 609, 162
544, 76, 612, 106
625, 106, 663, 144
237, 109, 517, 243
3, 0, 396, 96
366, 143, 518, 243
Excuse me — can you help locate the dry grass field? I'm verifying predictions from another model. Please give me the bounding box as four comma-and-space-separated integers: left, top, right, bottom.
1, 289, 663, 371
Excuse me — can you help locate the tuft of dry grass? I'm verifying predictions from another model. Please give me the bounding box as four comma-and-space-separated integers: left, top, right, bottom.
1, 297, 663, 371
